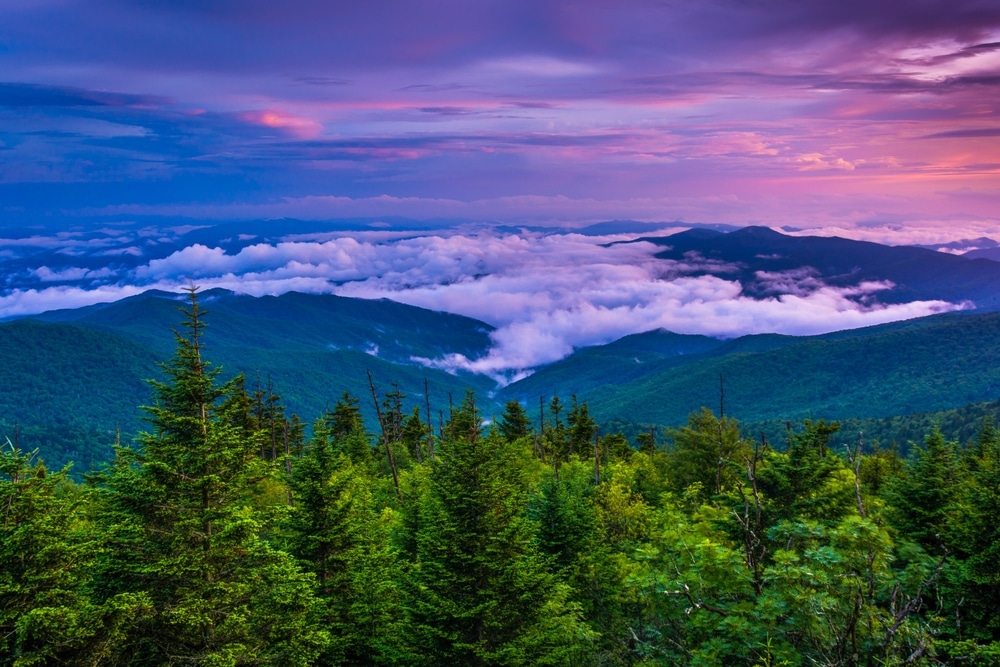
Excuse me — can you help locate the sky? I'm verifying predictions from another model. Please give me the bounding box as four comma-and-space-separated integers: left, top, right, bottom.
2, 0, 999, 233
1, 1, 999, 379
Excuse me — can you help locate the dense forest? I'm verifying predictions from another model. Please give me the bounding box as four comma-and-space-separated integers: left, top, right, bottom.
4, 290, 1000, 666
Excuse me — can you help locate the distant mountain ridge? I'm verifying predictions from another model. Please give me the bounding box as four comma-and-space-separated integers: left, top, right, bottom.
629, 225, 1000, 309
2, 289, 501, 471
33, 287, 495, 366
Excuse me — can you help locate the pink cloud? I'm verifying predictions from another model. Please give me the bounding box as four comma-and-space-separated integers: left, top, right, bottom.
238, 109, 323, 138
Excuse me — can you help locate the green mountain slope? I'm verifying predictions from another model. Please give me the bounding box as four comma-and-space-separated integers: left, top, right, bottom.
0, 320, 159, 427
12, 287, 1000, 474
35, 288, 494, 363
5, 289, 501, 471
501, 310, 1000, 427
0, 320, 162, 471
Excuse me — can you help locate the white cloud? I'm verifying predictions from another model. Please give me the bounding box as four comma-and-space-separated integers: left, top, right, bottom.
0, 228, 966, 379
400, 275, 959, 384
0, 284, 146, 318
31, 266, 117, 282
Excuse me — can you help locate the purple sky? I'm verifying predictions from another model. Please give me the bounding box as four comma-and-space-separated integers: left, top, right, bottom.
2, 0, 999, 237
4, 1, 1000, 375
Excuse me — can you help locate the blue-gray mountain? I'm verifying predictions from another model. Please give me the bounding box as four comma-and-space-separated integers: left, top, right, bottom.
628, 225, 1000, 308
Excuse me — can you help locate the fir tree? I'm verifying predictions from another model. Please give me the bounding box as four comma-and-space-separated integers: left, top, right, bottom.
287, 434, 401, 666
567, 396, 597, 460
402, 392, 591, 665
0, 443, 148, 666
93, 287, 328, 666
887, 426, 963, 550
497, 400, 532, 443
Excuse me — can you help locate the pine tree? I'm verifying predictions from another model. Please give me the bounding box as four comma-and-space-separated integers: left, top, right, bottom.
497, 400, 532, 443
93, 287, 328, 665
0, 443, 148, 666
402, 392, 590, 665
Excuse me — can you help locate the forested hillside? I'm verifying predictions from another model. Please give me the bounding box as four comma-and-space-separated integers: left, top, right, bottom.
4, 289, 1000, 666
1, 289, 499, 471
503, 310, 1000, 427
8, 288, 1000, 473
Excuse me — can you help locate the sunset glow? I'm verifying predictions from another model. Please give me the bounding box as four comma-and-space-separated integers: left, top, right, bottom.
0, 0, 996, 237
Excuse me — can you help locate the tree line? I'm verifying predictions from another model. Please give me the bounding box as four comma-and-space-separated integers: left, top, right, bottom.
3, 289, 999, 666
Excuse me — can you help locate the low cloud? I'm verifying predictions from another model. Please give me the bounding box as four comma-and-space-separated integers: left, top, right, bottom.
0, 284, 146, 318
0, 227, 965, 379
31, 266, 117, 282
399, 274, 958, 384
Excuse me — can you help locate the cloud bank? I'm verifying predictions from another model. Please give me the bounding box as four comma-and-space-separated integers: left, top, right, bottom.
0, 226, 962, 382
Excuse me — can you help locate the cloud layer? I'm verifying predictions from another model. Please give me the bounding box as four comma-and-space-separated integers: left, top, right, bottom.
0, 225, 962, 382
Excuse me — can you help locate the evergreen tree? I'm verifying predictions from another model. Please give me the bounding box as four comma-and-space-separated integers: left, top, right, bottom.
401, 407, 430, 465
887, 426, 963, 551
567, 396, 597, 460
529, 462, 636, 666
0, 443, 147, 666
93, 287, 328, 666
497, 400, 532, 443
544, 396, 569, 462
945, 419, 1000, 648
403, 392, 591, 665
665, 407, 748, 495
757, 419, 854, 526
314, 392, 374, 473
287, 434, 401, 666
636, 430, 657, 455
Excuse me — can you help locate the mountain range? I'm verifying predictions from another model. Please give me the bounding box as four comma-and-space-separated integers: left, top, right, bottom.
5, 225, 1000, 471
629, 225, 1000, 308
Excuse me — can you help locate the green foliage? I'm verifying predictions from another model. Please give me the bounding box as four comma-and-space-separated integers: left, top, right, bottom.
285, 413, 402, 666
666, 408, 750, 495
0, 442, 148, 666
504, 310, 1000, 430
567, 396, 598, 459
757, 420, 855, 526
632, 474, 938, 666
886, 426, 964, 551
5, 290, 499, 473
946, 421, 1000, 642
92, 288, 328, 665
6, 292, 1000, 665
497, 400, 532, 443
401, 394, 593, 665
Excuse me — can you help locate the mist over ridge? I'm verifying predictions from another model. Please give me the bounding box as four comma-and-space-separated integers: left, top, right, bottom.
5, 218, 997, 382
